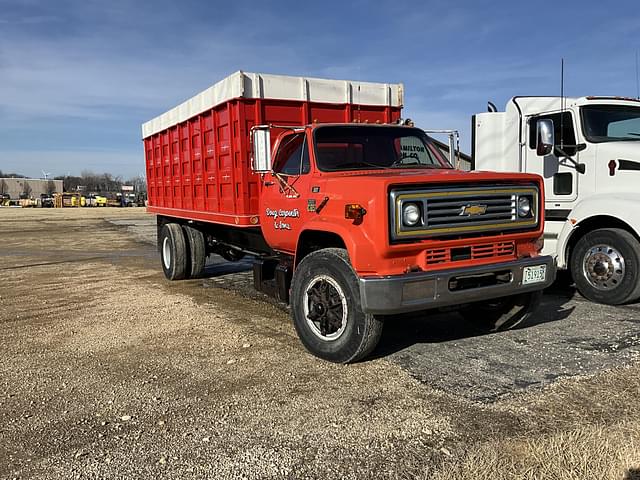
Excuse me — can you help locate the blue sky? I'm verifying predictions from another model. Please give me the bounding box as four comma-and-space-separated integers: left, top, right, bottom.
1, 0, 639, 178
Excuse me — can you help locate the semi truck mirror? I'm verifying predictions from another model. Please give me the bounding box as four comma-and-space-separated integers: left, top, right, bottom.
252, 129, 272, 172
536, 119, 555, 156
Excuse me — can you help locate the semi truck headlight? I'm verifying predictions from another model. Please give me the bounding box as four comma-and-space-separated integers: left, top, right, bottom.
517, 196, 532, 217
402, 203, 421, 226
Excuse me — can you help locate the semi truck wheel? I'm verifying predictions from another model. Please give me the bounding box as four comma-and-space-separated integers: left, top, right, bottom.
571, 228, 640, 305
459, 291, 542, 331
159, 223, 188, 281
183, 225, 206, 278
290, 248, 384, 364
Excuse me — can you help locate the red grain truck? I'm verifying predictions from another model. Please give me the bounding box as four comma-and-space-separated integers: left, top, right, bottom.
143, 71, 555, 363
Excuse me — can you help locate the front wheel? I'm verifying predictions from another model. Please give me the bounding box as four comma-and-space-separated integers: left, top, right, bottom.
571, 228, 640, 305
459, 291, 542, 331
290, 248, 384, 364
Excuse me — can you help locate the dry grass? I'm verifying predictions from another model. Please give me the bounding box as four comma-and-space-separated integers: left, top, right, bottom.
424, 362, 640, 479
429, 420, 640, 480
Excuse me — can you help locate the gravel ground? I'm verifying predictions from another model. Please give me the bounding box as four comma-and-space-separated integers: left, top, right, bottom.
1, 207, 639, 479
109, 212, 640, 401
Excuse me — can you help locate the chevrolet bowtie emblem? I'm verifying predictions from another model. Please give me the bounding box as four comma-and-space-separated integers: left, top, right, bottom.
461, 204, 488, 216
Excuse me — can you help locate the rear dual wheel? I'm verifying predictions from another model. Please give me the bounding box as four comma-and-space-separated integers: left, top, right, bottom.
160, 223, 187, 280
183, 225, 206, 278
159, 223, 206, 280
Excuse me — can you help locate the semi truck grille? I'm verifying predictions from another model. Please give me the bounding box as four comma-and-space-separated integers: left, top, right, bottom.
390, 185, 539, 240
425, 241, 515, 265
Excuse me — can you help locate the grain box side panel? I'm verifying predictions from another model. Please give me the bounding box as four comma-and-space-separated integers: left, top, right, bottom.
240, 100, 261, 215
202, 111, 218, 213
179, 124, 190, 210
215, 103, 234, 215
161, 131, 172, 208
144, 138, 155, 206
169, 127, 181, 209
154, 135, 164, 207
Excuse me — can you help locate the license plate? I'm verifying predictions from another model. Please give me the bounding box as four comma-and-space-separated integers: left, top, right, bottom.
523, 265, 547, 285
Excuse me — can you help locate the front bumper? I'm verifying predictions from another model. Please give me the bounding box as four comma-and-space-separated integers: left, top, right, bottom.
359, 256, 556, 315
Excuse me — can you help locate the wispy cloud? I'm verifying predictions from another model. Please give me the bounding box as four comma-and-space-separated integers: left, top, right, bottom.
1, 0, 639, 177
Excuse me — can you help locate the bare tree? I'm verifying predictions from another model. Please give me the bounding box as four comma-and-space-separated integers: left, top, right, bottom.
22, 180, 32, 198
0, 179, 7, 195
126, 175, 147, 194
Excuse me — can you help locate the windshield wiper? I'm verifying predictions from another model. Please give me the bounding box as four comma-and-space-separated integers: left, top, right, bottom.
391, 162, 445, 169
337, 161, 388, 170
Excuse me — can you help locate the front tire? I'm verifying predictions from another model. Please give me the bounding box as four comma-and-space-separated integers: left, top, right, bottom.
571, 228, 640, 305
459, 291, 542, 331
290, 248, 384, 363
159, 223, 188, 281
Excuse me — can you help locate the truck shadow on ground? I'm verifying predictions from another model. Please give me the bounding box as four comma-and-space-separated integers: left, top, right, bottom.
370, 285, 577, 360
202, 256, 254, 276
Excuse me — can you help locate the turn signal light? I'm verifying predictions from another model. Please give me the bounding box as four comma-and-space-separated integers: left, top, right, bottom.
345, 204, 367, 220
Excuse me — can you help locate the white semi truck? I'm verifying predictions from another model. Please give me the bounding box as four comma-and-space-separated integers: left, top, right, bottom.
472, 96, 640, 305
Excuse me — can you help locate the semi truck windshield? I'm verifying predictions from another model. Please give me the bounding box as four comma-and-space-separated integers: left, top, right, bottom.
581, 105, 640, 143
314, 126, 451, 171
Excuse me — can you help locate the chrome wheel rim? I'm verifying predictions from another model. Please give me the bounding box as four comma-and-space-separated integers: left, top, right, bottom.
582, 243, 625, 290
303, 275, 348, 341
162, 237, 171, 270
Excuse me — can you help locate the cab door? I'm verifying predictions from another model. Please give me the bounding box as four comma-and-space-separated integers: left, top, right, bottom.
259, 131, 315, 254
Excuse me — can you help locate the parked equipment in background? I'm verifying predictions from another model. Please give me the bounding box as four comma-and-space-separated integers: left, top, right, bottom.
53, 192, 83, 208
40, 193, 54, 208
473, 96, 640, 305
83, 194, 107, 207
19, 197, 37, 208
143, 71, 555, 363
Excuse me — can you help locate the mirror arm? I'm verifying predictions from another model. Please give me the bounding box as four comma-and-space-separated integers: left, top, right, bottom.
554, 146, 586, 174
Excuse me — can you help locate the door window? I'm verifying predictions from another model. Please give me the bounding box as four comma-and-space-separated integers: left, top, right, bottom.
529, 111, 578, 156
274, 133, 310, 175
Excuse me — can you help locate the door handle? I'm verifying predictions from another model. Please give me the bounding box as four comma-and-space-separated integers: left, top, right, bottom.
264, 181, 275, 187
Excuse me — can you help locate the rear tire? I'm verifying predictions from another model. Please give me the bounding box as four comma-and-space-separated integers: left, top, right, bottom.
290, 248, 384, 363
183, 225, 206, 278
571, 228, 640, 305
159, 223, 188, 281
459, 291, 542, 331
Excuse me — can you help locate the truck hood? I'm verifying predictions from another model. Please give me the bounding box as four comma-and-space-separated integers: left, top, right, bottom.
595, 141, 640, 166
321, 167, 541, 188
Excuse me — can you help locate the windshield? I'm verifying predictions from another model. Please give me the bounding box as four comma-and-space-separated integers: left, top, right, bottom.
314, 126, 452, 172
581, 105, 640, 143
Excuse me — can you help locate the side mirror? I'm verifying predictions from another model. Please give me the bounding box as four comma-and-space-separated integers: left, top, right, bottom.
252, 128, 272, 172
536, 119, 555, 156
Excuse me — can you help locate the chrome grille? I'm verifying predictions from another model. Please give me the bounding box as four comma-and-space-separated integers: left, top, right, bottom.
391, 185, 539, 240
426, 193, 515, 228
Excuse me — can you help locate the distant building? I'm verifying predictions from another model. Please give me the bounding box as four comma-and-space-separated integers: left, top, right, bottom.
431, 139, 472, 171
0, 178, 63, 199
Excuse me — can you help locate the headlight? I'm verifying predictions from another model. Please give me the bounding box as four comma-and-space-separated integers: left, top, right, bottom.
402, 203, 421, 226
517, 196, 532, 217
